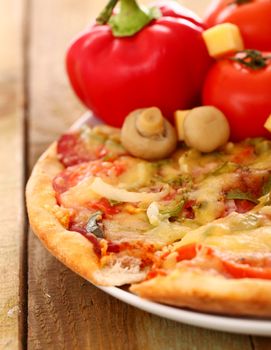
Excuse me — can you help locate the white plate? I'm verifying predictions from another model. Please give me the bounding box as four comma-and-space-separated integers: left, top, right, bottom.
99, 286, 271, 336
77, 113, 271, 336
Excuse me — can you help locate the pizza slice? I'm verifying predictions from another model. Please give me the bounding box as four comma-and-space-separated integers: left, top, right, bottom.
131, 203, 271, 317
27, 123, 195, 285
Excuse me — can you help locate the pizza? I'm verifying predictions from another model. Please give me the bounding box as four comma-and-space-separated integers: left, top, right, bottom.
26, 113, 271, 317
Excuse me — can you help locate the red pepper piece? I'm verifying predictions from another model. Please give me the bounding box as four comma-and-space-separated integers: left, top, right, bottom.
89, 198, 120, 216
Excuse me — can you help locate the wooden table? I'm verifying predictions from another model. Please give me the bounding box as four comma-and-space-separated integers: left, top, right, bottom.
1, 0, 271, 348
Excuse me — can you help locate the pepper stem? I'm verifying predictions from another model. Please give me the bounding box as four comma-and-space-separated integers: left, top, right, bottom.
97, 0, 161, 37
96, 0, 118, 25
231, 50, 271, 70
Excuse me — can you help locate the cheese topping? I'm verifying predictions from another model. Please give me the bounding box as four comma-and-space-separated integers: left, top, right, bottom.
55, 127, 271, 264
175, 211, 271, 254
203, 23, 244, 58
190, 173, 238, 224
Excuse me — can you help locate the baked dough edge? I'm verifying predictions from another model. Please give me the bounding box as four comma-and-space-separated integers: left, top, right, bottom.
131, 268, 271, 317
26, 143, 146, 286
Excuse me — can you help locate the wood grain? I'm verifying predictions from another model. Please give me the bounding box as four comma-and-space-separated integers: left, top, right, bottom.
0, 0, 25, 349
26, 0, 269, 349
252, 338, 271, 350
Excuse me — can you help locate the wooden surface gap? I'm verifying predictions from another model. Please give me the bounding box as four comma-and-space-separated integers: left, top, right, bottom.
250, 336, 256, 350
23, 0, 31, 178
20, 0, 32, 348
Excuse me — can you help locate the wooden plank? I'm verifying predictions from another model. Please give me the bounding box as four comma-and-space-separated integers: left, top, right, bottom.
27, 0, 253, 349
0, 0, 25, 349
252, 337, 271, 349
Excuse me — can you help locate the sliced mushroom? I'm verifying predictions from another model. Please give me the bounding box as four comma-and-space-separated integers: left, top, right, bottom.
121, 107, 177, 160
183, 106, 230, 153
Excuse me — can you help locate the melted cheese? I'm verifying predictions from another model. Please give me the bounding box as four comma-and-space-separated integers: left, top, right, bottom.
104, 212, 151, 242
104, 212, 191, 246
118, 160, 154, 190
250, 151, 271, 170
190, 173, 238, 224
175, 211, 271, 254
60, 177, 99, 208
178, 149, 221, 178
144, 221, 191, 245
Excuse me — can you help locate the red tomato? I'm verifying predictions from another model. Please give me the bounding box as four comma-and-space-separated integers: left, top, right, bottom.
234, 199, 255, 213
204, 0, 271, 51
202, 50, 271, 141
176, 243, 197, 262
176, 244, 271, 280
206, 246, 271, 280
146, 269, 167, 280
222, 259, 271, 279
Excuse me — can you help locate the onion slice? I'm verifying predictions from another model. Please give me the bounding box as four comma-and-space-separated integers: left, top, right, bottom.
90, 177, 169, 203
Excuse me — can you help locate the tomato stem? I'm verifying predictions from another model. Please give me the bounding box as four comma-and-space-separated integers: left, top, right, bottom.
229, 0, 252, 6
231, 50, 271, 70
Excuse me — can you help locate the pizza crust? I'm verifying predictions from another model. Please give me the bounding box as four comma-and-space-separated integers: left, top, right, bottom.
131, 268, 271, 317
26, 143, 146, 286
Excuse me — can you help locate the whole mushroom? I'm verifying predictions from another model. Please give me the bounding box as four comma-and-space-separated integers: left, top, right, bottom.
121, 107, 177, 160
183, 106, 230, 153
175, 106, 230, 153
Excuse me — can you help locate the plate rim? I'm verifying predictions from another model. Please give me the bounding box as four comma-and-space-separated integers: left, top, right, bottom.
99, 286, 271, 336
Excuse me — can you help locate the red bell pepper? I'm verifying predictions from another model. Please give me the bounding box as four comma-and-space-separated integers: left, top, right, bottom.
66, 0, 211, 127
153, 0, 203, 28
